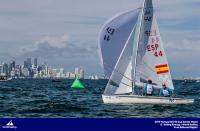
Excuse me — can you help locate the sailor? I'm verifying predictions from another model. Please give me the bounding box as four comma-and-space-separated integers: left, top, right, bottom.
159, 83, 174, 97
143, 80, 154, 96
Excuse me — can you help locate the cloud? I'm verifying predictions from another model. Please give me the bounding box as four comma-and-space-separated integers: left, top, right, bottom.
155, 0, 199, 20
17, 34, 97, 59
165, 38, 200, 63
165, 39, 200, 51
35, 34, 69, 49
183, 64, 199, 72
163, 38, 200, 77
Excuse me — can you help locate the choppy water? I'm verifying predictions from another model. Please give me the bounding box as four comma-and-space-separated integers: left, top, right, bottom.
0, 79, 199, 118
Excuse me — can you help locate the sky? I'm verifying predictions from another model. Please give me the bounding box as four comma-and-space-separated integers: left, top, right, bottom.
0, 0, 199, 78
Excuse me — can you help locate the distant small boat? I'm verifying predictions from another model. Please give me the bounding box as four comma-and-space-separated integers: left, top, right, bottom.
0, 77, 12, 82
183, 79, 196, 83
52, 79, 62, 82
196, 80, 200, 83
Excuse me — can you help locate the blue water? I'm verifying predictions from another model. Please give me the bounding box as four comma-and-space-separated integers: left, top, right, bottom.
0, 79, 199, 118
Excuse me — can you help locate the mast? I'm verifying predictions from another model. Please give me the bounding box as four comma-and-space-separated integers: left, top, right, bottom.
131, 1, 145, 94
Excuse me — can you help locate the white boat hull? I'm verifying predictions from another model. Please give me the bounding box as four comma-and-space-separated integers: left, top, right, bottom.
102, 95, 194, 104
0, 77, 12, 82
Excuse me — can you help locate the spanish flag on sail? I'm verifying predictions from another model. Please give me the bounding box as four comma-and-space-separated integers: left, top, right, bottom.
155, 64, 169, 74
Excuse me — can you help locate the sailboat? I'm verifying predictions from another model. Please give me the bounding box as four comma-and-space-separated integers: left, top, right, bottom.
0, 76, 12, 82
98, 0, 194, 104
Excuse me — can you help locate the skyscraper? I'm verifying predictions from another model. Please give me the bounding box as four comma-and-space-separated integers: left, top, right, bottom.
27, 58, 31, 69
24, 60, 28, 68
74, 67, 84, 79
2, 63, 8, 76
34, 58, 37, 68
79, 69, 84, 79
10, 60, 15, 75
0, 65, 2, 76
11, 60, 15, 70
75, 68, 79, 76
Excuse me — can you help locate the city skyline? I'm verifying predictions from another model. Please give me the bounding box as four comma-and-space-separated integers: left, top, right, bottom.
0, 57, 102, 79
0, 57, 89, 76
0, 0, 199, 78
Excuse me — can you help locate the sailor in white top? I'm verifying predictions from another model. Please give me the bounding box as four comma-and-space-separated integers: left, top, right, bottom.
136, 80, 154, 96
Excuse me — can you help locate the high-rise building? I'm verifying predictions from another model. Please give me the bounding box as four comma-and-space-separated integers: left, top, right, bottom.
22, 68, 29, 77
70, 73, 76, 79
11, 60, 15, 70
45, 65, 48, 76
8, 60, 16, 76
1, 63, 9, 76
79, 69, 84, 79
60, 68, 64, 74
34, 58, 37, 68
59, 68, 65, 78
75, 67, 79, 76
52, 69, 57, 78
27, 58, 31, 69
0, 65, 2, 75
8, 63, 12, 76
15, 65, 22, 77
74, 67, 84, 79
10, 70, 15, 77
24, 60, 28, 68
15, 68, 20, 77
66, 72, 71, 78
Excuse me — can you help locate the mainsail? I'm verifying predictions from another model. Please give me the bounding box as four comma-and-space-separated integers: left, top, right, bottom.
134, 0, 174, 89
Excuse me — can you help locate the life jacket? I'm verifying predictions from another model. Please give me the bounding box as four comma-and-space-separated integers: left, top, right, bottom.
144, 84, 153, 94
146, 84, 153, 94
162, 88, 170, 96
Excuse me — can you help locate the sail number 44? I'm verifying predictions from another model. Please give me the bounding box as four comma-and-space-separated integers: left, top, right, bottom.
147, 44, 163, 57
154, 51, 163, 57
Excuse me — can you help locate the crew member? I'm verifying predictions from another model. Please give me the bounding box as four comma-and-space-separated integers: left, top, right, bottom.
143, 80, 154, 96
159, 83, 175, 97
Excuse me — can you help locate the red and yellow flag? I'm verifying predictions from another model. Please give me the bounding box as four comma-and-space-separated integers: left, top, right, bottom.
155, 64, 169, 74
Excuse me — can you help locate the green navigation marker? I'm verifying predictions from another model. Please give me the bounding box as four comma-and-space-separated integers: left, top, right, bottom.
71, 78, 85, 89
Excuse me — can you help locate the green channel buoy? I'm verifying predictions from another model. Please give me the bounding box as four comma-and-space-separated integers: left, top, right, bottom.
71, 78, 85, 89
